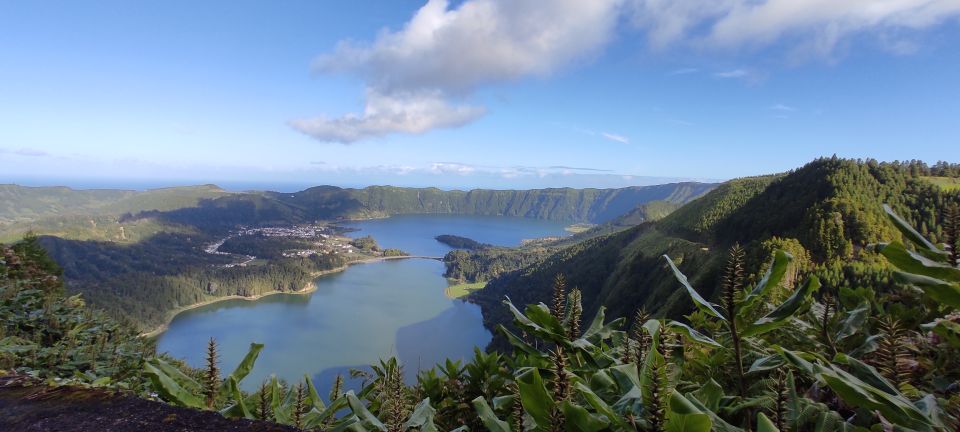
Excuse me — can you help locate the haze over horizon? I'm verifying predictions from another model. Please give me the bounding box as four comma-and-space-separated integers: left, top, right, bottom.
2, 0, 959, 189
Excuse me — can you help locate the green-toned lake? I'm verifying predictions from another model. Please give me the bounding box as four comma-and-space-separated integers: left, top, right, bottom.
155, 215, 569, 393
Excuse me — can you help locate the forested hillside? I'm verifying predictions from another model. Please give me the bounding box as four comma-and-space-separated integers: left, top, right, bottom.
474, 158, 960, 346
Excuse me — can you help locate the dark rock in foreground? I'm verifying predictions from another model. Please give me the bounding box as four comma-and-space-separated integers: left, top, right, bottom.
0, 375, 295, 432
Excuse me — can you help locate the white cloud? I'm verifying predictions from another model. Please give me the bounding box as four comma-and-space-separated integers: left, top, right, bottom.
601, 132, 631, 144
714, 69, 749, 78
769, 103, 797, 112
430, 162, 477, 175
668, 67, 699, 75
298, 0, 623, 143
296, 0, 960, 143
629, 0, 960, 55
289, 90, 485, 143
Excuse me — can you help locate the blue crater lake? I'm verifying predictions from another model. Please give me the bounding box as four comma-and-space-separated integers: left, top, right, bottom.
155, 215, 570, 393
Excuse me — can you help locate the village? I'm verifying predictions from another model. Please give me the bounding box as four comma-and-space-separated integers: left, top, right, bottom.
203, 223, 371, 267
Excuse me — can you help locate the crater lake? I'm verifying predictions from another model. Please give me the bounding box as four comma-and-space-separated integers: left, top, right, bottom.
155, 214, 570, 393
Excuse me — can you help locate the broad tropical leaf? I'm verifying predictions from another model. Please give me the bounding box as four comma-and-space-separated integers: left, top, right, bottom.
560, 400, 609, 432
742, 276, 820, 337
667, 321, 721, 348
741, 250, 793, 314
472, 397, 511, 432
892, 271, 960, 309
664, 255, 726, 320
878, 242, 960, 282
404, 398, 439, 432
143, 360, 204, 409
883, 204, 950, 263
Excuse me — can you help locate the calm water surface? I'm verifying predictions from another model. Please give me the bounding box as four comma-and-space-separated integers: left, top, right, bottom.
156, 215, 569, 393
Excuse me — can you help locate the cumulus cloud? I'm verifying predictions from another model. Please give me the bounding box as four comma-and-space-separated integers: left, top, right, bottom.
289, 90, 484, 143
295, 0, 623, 143
295, 0, 960, 143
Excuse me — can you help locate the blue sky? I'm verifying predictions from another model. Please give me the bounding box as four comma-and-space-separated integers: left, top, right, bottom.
1, 0, 959, 190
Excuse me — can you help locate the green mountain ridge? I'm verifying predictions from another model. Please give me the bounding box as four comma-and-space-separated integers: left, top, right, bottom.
473, 158, 960, 347
1, 183, 715, 242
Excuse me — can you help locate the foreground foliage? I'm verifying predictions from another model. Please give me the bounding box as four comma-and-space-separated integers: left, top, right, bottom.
0, 235, 153, 390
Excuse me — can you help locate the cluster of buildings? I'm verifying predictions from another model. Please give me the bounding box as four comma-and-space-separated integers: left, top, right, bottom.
204, 224, 362, 266
235, 224, 334, 239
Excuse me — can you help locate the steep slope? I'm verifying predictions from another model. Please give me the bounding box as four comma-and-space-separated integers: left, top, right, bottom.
474, 158, 960, 344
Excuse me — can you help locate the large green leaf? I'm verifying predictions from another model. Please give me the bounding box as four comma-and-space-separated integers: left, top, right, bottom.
879, 242, 960, 283
270, 375, 291, 425
504, 298, 568, 343
573, 382, 631, 430
667, 321, 721, 348
813, 363, 934, 431
883, 204, 950, 263
691, 379, 724, 412
346, 391, 387, 432
834, 303, 870, 342
664, 255, 726, 320
756, 413, 780, 432
665, 391, 712, 432
741, 250, 793, 315
517, 368, 554, 429
892, 271, 960, 309
560, 400, 609, 432
305, 395, 349, 429
742, 276, 820, 337
498, 325, 547, 359
832, 353, 901, 396
581, 306, 624, 342
218, 342, 264, 397
747, 355, 784, 374
220, 376, 253, 419
404, 398, 439, 432
304, 374, 327, 412
143, 360, 204, 409
472, 397, 511, 432
146, 357, 201, 393
683, 394, 744, 432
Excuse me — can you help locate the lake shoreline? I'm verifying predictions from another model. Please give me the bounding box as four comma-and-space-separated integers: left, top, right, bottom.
139, 255, 441, 339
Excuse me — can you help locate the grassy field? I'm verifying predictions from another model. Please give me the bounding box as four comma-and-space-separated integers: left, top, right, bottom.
444, 281, 486, 299
923, 176, 960, 192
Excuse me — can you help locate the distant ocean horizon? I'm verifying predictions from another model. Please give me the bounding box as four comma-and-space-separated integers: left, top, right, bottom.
2, 174, 721, 193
